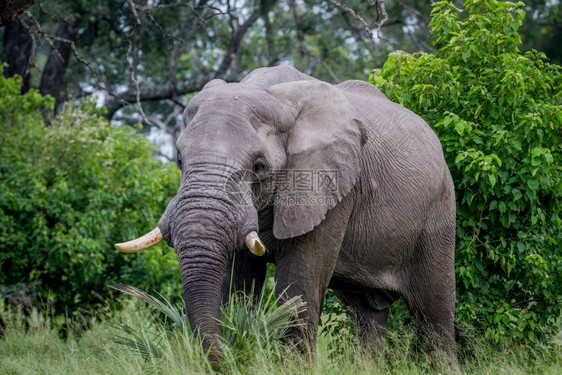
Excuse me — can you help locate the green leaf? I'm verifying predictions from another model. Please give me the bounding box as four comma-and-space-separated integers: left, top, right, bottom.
488, 174, 497, 188
454, 121, 466, 135
526, 179, 540, 192
455, 152, 467, 163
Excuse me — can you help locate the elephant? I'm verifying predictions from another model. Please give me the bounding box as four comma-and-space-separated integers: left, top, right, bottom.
115, 65, 457, 362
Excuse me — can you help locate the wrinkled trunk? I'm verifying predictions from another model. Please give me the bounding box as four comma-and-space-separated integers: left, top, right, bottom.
180, 240, 228, 361
165, 195, 240, 361
157, 160, 259, 361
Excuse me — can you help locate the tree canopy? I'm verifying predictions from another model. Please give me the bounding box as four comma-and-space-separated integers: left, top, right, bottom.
2, 0, 560, 159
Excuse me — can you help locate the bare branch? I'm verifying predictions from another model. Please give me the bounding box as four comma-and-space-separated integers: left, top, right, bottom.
143, 6, 184, 42
125, 21, 146, 122
105, 0, 277, 118
114, 112, 183, 156
114, 0, 213, 122
329, 0, 376, 46
372, 0, 390, 39
104, 71, 244, 119
138, 2, 201, 12
125, 0, 141, 26
168, 16, 202, 80
163, 104, 181, 126
330, 0, 395, 46
22, 11, 129, 107
167, 40, 182, 80
340, 11, 402, 35
216, 0, 279, 75
15, 18, 38, 78
39, 20, 80, 105
52, 34, 100, 87
37, 0, 68, 23
165, 97, 186, 111
23, 11, 63, 62
135, 1, 225, 21
115, 113, 169, 133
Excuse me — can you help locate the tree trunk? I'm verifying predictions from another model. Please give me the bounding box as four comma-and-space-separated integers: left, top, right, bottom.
0, 0, 35, 27
2, 20, 33, 93
39, 20, 79, 109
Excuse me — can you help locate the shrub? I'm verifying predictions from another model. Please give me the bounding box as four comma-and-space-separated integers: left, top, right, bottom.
0, 67, 181, 315
371, 0, 561, 346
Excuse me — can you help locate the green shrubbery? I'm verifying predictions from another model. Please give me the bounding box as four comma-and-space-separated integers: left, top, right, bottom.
371, 0, 561, 346
0, 67, 181, 315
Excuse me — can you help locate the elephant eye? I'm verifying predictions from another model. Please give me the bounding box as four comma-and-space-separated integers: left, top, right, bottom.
253, 158, 267, 174
176, 151, 182, 170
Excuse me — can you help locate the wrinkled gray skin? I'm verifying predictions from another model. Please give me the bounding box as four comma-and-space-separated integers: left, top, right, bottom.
157, 66, 456, 362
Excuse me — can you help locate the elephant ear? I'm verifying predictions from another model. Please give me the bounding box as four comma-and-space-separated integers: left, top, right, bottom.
268, 81, 367, 239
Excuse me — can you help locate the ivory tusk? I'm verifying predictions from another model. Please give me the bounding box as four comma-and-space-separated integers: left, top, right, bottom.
115, 227, 163, 253
245, 231, 266, 256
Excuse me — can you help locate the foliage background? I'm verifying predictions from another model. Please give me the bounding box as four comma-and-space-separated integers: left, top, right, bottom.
2, 0, 561, 160
0, 68, 181, 315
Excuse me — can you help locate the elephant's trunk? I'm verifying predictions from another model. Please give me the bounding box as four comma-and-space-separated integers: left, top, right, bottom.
117, 161, 262, 361
162, 194, 245, 362
179, 237, 228, 362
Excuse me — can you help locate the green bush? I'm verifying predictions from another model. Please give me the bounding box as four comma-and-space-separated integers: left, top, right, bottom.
0, 67, 181, 315
371, 0, 561, 346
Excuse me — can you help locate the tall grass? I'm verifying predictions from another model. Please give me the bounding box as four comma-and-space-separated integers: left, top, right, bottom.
0, 291, 560, 374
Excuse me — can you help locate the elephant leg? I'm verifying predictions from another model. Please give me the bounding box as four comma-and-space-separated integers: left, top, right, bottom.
221, 251, 267, 305
403, 230, 456, 363
273, 203, 352, 354
333, 288, 399, 358
404, 288, 456, 365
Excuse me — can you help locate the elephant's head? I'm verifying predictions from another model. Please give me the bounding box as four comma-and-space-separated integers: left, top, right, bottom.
115, 66, 366, 361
